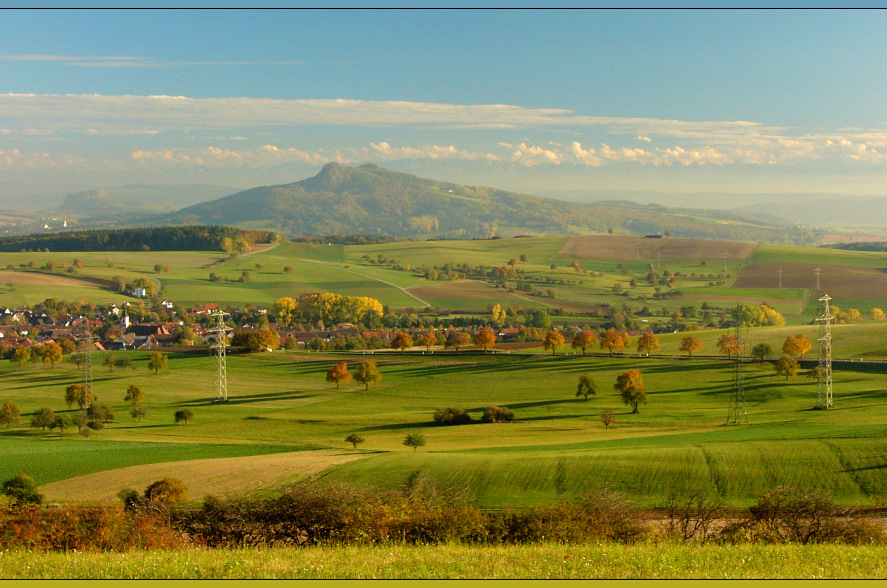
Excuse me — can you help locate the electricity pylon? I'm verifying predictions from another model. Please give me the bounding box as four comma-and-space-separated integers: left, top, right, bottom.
209, 309, 231, 402
815, 294, 834, 409
726, 317, 748, 425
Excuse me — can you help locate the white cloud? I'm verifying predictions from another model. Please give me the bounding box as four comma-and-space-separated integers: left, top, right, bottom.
368, 142, 498, 162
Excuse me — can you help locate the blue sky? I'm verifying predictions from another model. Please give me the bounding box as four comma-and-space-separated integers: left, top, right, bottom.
3, 9, 887, 203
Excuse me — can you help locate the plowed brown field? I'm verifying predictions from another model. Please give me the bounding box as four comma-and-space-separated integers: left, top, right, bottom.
557, 236, 757, 260
734, 263, 887, 298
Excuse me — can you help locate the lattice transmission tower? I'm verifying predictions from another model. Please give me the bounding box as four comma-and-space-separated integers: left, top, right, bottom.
815, 294, 834, 410
209, 309, 231, 403
80, 336, 95, 404
726, 314, 748, 425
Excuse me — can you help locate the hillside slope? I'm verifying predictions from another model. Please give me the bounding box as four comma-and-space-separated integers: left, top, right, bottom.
163, 163, 820, 243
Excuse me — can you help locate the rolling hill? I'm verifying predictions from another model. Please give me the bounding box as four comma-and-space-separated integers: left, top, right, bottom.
162, 163, 822, 243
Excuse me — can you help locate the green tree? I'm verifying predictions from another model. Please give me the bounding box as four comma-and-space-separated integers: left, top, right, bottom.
116, 357, 134, 371
131, 406, 148, 422
30, 407, 55, 431
543, 330, 565, 355
87, 403, 115, 424
615, 370, 647, 414
11, 346, 30, 367
576, 373, 597, 401
124, 384, 144, 405
344, 433, 365, 448
403, 432, 426, 452
751, 343, 772, 362
2, 474, 43, 508
353, 360, 381, 391
326, 361, 351, 389
148, 351, 169, 375
0, 401, 21, 428
42, 341, 63, 368
49, 414, 71, 433
174, 409, 194, 424
774, 354, 800, 380
571, 330, 596, 356
104, 351, 118, 372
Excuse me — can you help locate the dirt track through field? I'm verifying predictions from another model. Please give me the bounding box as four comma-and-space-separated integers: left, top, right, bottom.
0, 271, 100, 287
40, 449, 368, 503
557, 236, 757, 261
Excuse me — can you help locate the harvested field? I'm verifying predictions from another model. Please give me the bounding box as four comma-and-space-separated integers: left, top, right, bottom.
40, 450, 368, 503
557, 235, 757, 261
0, 270, 101, 287
734, 263, 887, 299
407, 279, 540, 309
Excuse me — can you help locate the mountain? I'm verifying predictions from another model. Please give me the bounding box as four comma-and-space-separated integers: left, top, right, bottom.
59, 184, 236, 218
161, 163, 821, 243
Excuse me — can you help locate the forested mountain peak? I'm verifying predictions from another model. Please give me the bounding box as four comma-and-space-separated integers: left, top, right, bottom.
161, 164, 819, 244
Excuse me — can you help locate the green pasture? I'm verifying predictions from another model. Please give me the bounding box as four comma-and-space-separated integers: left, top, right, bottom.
1, 335, 886, 508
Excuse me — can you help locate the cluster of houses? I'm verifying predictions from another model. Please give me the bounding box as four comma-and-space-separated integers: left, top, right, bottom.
0, 301, 529, 354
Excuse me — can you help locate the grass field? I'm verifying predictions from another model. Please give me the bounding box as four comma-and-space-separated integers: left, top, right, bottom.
1, 332, 886, 509
1, 236, 884, 323
1, 543, 886, 579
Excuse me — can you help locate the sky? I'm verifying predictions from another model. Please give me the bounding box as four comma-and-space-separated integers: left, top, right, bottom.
3, 9, 887, 205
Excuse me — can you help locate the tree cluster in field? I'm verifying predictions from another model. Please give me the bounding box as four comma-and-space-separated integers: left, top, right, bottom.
0, 226, 280, 253
273, 294, 384, 328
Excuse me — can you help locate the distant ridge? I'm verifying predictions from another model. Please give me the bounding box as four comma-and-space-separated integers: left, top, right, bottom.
161, 163, 821, 244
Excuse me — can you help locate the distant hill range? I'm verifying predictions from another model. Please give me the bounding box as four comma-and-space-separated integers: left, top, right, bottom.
160, 163, 821, 244
60, 184, 236, 218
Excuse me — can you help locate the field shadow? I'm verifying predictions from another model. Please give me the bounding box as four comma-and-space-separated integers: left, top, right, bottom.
173, 390, 311, 407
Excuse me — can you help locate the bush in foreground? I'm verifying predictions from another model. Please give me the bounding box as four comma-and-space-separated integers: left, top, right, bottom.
433, 407, 472, 426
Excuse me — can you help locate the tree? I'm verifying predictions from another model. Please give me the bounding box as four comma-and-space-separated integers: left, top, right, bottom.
116, 356, 134, 372
679, 336, 703, 358
403, 432, 426, 452
601, 409, 616, 429
808, 366, 825, 382
615, 370, 646, 414
751, 343, 772, 362
543, 330, 565, 355
104, 352, 118, 372
42, 341, 62, 368
131, 406, 148, 422
0, 401, 20, 428
2, 474, 43, 508
391, 332, 413, 354
64, 383, 94, 409
473, 327, 497, 353
782, 335, 812, 359
872, 308, 886, 321
636, 330, 659, 357
326, 361, 351, 389
576, 373, 597, 401
353, 360, 381, 391
124, 384, 144, 405
716, 334, 742, 358
272, 296, 299, 328
144, 477, 187, 506
11, 346, 30, 367
600, 328, 625, 356
571, 330, 597, 356
174, 409, 194, 424
87, 403, 115, 424
57, 337, 77, 355
418, 330, 438, 351
148, 351, 168, 375
49, 414, 71, 433
774, 354, 800, 380
344, 433, 365, 448
445, 331, 471, 352
31, 407, 55, 431
481, 406, 514, 423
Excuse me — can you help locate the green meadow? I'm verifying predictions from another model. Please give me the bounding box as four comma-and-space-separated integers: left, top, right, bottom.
1, 337, 886, 509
